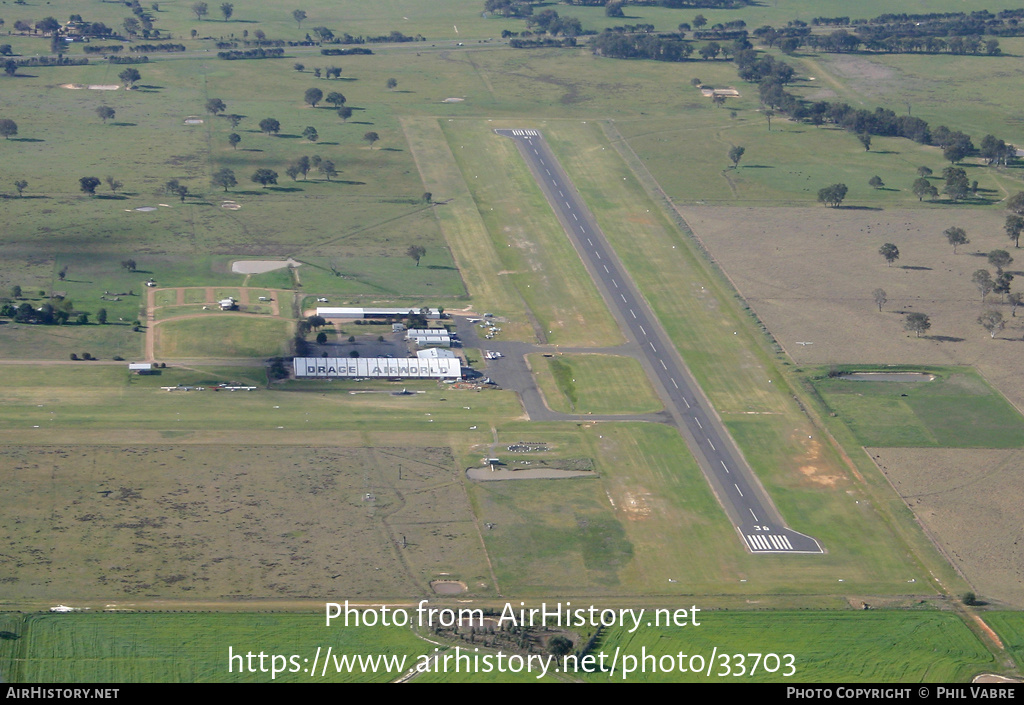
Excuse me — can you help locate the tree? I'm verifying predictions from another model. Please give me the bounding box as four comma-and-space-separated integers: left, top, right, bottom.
904, 312, 930, 337
817, 183, 848, 208
325, 91, 347, 109
97, 308, 108, 325
302, 126, 318, 142
994, 272, 1014, 301
285, 164, 301, 181
118, 68, 141, 90
205, 98, 226, 115
292, 9, 307, 29
944, 227, 969, 254
14, 179, 27, 197
304, 87, 323, 108
763, 109, 774, 131
96, 106, 116, 124
1006, 215, 1024, 249
943, 168, 970, 201
307, 314, 326, 329
319, 160, 337, 181
227, 133, 241, 150
1007, 192, 1024, 217
978, 310, 1005, 338
1008, 292, 1023, 317
220, 2, 233, 21
325, 66, 342, 80
227, 114, 242, 129
973, 269, 994, 301
192, 2, 209, 21
337, 106, 353, 122
868, 175, 884, 189
363, 131, 379, 149
988, 249, 1013, 275
121, 259, 137, 272
912, 178, 938, 202
10, 285, 21, 299
58, 266, 68, 281
873, 288, 887, 312
0, 119, 18, 140
105, 175, 123, 193
879, 243, 900, 267
857, 132, 871, 151
917, 166, 933, 178
386, 77, 398, 91
251, 168, 278, 187
296, 155, 311, 180
406, 245, 426, 267
211, 168, 236, 192
693, 14, 707, 29
547, 635, 573, 657
79, 176, 101, 196
258, 118, 281, 135
605, 1, 625, 18
728, 145, 745, 169
316, 331, 327, 345
294, 63, 305, 72
3, 60, 17, 77
422, 192, 432, 204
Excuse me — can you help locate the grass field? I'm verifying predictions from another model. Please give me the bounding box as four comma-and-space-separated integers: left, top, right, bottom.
813, 368, 1024, 448
528, 353, 663, 415
155, 316, 293, 357
583, 610, 996, 683
0, 443, 491, 601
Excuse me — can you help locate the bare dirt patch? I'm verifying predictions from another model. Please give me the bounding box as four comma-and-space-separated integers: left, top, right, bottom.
466, 467, 594, 481
679, 206, 1024, 412
231, 258, 300, 274
868, 447, 1024, 607
61, 84, 120, 91
791, 430, 843, 488
819, 54, 901, 99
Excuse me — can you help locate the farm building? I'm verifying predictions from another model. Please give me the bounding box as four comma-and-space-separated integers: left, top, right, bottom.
128, 363, 155, 375
317, 307, 441, 320
293, 357, 461, 379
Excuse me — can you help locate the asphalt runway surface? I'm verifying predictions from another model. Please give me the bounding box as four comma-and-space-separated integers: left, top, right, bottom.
496, 128, 823, 554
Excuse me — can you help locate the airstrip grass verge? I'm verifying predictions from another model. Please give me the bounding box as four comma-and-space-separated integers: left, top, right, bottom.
528, 353, 662, 415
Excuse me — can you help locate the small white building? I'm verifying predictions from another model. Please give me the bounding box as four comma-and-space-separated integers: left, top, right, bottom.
219, 297, 237, 310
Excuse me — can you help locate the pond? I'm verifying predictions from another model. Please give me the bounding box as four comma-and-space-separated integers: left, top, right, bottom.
838, 372, 935, 382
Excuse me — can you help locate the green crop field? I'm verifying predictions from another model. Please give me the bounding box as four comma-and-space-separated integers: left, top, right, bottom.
582, 611, 996, 683
812, 368, 1024, 448
0, 612, 432, 683
984, 612, 1024, 672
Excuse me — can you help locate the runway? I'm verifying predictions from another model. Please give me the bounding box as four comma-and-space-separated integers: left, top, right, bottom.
496, 128, 823, 554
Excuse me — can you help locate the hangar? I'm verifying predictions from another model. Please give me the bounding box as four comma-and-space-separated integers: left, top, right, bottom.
293, 357, 461, 379
317, 307, 442, 320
